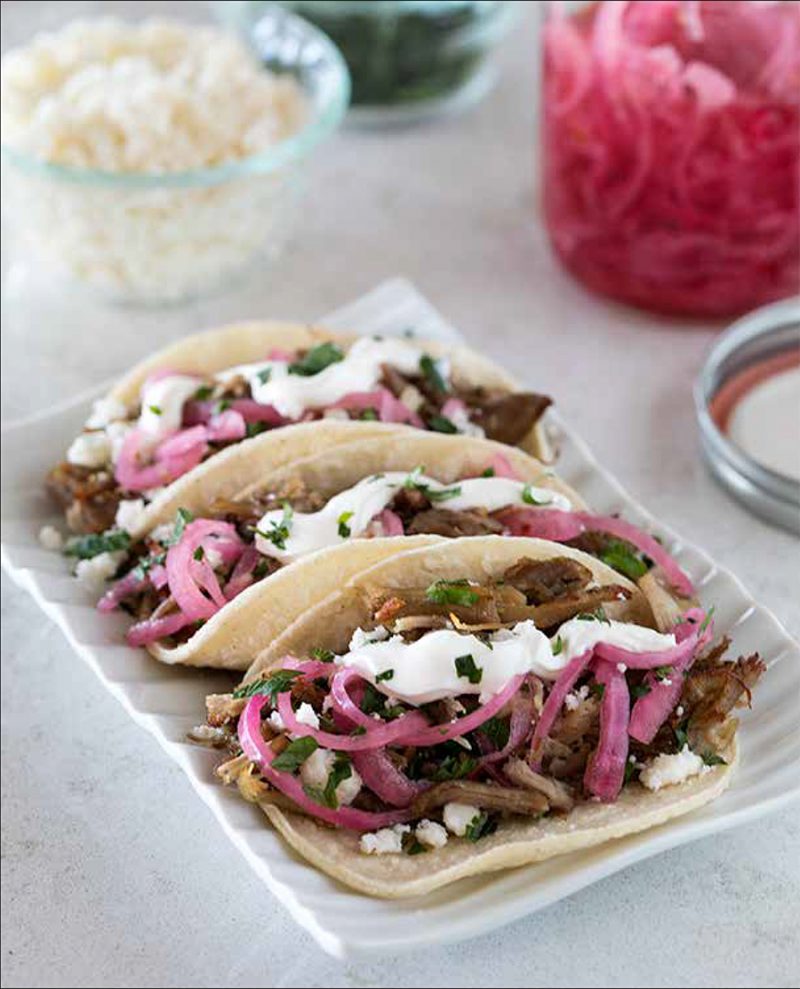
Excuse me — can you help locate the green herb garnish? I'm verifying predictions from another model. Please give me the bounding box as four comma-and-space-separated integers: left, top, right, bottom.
256, 502, 293, 551
375, 669, 395, 683
304, 754, 352, 808
272, 736, 319, 773
64, 529, 131, 561
359, 407, 379, 421
310, 647, 335, 664
630, 683, 651, 699
337, 510, 354, 538
132, 550, 166, 581
425, 579, 480, 607
193, 546, 204, 561
431, 753, 477, 782
699, 607, 715, 633
598, 538, 648, 581
464, 811, 497, 842
148, 404, 162, 416
405, 838, 428, 856
288, 342, 344, 377
552, 635, 564, 656
419, 354, 448, 394
481, 466, 495, 477
674, 720, 690, 749
577, 606, 610, 625
256, 367, 272, 384
482, 715, 510, 750
252, 559, 272, 580
590, 682, 606, 700
521, 484, 547, 506
701, 751, 727, 767
245, 421, 268, 438
232, 668, 302, 703
454, 653, 482, 685
162, 507, 195, 547
653, 665, 673, 681
193, 384, 214, 401
429, 414, 458, 434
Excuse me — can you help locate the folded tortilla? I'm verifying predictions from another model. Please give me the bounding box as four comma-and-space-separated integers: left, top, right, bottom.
241, 537, 733, 898
132, 432, 582, 669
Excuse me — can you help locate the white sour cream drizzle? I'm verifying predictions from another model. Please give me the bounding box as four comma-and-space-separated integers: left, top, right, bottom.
338, 618, 677, 705
137, 374, 201, 439
254, 471, 572, 561
214, 336, 445, 420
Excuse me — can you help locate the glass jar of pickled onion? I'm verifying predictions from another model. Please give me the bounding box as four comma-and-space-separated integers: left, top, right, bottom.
540, 1, 800, 318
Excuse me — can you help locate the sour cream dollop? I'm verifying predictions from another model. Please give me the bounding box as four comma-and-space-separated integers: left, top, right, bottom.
215, 337, 443, 420
137, 374, 201, 439
254, 471, 572, 561
336, 618, 677, 705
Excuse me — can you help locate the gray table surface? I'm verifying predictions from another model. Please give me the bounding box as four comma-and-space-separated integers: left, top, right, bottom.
2, 2, 799, 987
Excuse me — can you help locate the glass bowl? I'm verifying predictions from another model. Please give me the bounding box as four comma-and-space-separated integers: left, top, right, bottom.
0, 7, 350, 305
216, 1, 515, 125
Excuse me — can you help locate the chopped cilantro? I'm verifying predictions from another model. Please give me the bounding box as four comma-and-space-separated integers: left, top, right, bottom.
132, 550, 166, 581
232, 668, 302, 703
552, 635, 564, 656
360, 683, 403, 720
161, 507, 195, 547
337, 510, 354, 539
375, 669, 394, 683
521, 484, 547, 506
454, 653, 482, 685
216, 399, 232, 413
256, 502, 293, 551
464, 811, 497, 842
310, 647, 335, 663
653, 665, 673, 681
701, 751, 727, 767
624, 759, 638, 783
429, 414, 458, 434
674, 720, 690, 749
405, 838, 428, 856
304, 754, 352, 808
431, 753, 477, 782
699, 607, 715, 633
481, 466, 495, 477
193, 546, 204, 561
64, 529, 131, 560
193, 384, 214, 401
245, 421, 268, 438
288, 342, 344, 377
256, 367, 272, 384
252, 559, 272, 580
630, 683, 651, 700
427, 484, 462, 503
577, 606, 610, 624
482, 715, 510, 750
598, 538, 648, 581
359, 407, 379, 421
419, 354, 448, 394
425, 579, 480, 607
148, 404, 162, 416
590, 682, 606, 700
272, 736, 318, 773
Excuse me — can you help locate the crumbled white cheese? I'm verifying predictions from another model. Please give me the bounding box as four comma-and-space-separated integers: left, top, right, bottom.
639, 746, 708, 792
415, 819, 448, 850
105, 420, 134, 463
399, 384, 424, 413
115, 498, 147, 534
675, 705, 685, 718
86, 397, 128, 429
66, 431, 111, 468
38, 525, 63, 551
149, 522, 175, 544
74, 550, 126, 587
564, 683, 590, 711
448, 403, 485, 438
267, 711, 285, 732
322, 408, 349, 421
616, 662, 627, 673
299, 749, 362, 806
294, 702, 320, 730
443, 802, 481, 837
359, 823, 410, 856
204, 547, 225, 571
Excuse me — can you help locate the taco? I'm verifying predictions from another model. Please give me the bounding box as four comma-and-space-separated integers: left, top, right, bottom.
199, 538, 763, 898
77, 431, 694, 668
77, 430, 692, 669
46, 320, 554, 534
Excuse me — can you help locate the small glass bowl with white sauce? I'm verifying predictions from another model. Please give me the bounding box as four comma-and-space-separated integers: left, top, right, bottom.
0, 9, 349, 305
695, 298, 800, 533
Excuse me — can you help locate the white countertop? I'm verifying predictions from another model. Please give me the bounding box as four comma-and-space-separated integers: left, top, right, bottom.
2, 2, 799, 987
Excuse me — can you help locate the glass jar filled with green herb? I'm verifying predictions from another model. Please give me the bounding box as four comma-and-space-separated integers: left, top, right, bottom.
215, 1, 514, 122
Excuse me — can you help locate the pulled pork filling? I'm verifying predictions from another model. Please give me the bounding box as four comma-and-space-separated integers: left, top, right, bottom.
46, 341, 552, 533
196, 562, 762, 852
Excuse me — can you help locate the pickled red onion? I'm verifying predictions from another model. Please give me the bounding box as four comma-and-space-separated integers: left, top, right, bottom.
126, 610, 194, 647
584, 662, 630, 801
333, 389, 423, 426
371, 509, 404, 537
97, 569, 147, 613
529, 651, 593, 769
165, 519, 243, 622
115, 427, 206, 492
238, 696, 410, 829
351, 749, 429, 807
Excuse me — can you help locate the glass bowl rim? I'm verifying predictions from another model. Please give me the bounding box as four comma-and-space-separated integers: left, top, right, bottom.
0, 5, 351, 190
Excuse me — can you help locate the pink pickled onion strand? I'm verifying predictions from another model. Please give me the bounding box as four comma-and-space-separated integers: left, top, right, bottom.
529, 651, 593, 769
499, 507, 585, 542
351, 749, 429, 807
115, 427, 207, 492
399, 675, 526, 748
281, 657, 336, 679
278, 687, 427, 752
165, 519, 243, 622
593, 631, 698, 669
190, 557, 228, 610
372, 508, 404, 537
584, 662, 630, 801
333, 389, 424, 427
478, 690, 534, 767
126, 609, 194, 647
486, 452, 521, 480
628, 609, 711, 743
156, 425, 208, 459
329, 667, 429, 735
224, 544, 262, 600
499, 506, 694, 596
441, 397, 468, 420
149, 563, 168, 590
238, 697, 410, 829
576, 513, 694, 596
228, 399, 286, 425
205, 410, 246, 442
97, 569, 147, 613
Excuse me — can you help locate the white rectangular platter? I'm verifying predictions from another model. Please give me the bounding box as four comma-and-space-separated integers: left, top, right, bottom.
2, 278, 798, 959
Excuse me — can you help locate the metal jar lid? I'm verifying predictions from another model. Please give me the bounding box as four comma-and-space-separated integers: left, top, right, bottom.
695, 297, 800, 534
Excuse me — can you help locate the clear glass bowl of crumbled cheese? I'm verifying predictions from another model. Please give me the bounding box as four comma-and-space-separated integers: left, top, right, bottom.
0, 11, 349, 304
